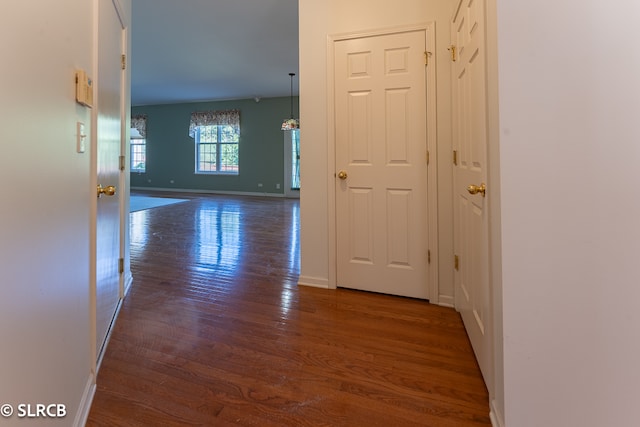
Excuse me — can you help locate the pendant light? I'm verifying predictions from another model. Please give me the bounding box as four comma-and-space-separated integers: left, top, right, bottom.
281, 72, 299, 130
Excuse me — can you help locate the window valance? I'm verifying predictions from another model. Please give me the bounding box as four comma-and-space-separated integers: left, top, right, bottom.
131, 114, 147, 138
189, 109, 240, 138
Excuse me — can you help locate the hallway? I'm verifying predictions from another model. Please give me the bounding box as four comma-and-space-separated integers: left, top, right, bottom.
87, 192, 489, 426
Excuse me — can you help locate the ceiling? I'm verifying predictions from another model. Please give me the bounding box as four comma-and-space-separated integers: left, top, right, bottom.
130, 0, 299, 106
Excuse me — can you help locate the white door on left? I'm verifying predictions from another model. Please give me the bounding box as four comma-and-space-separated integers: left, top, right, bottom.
95, 0, 124, 362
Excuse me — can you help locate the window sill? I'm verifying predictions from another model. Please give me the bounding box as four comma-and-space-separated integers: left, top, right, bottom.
195, 171, 239, 176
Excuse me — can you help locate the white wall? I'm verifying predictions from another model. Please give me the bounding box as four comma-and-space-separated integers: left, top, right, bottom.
298, 0, 457, 300
496, 0, 640, 425
0, 1, 130, 425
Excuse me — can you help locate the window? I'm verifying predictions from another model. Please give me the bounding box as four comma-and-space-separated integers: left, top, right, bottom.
194, 125, 239, 174
131, 115, 147, 172
189, 110, 240, 175
291, 129, 300, 190
130, 130, 146, 172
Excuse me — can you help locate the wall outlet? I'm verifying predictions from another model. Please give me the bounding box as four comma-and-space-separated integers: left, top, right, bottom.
276, 183, 281, 189
170, 180, 175, 184
258, 183, 263, 188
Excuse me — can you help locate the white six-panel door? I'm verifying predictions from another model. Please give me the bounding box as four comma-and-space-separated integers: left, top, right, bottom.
452, 0, 492, 383
334, 30, 429, 299
95, 0, 125, 362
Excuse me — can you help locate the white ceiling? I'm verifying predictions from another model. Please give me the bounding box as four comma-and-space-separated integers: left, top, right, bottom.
131, 0, 299, 106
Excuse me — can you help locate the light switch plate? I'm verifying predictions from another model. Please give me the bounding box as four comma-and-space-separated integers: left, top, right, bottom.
77, 122, 86, 153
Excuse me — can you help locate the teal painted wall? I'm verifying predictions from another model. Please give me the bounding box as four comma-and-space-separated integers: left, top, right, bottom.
131, 96, 297, 195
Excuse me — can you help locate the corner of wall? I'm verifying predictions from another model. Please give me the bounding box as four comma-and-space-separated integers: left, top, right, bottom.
72, 375, 96, 427
490, 399, 505, 427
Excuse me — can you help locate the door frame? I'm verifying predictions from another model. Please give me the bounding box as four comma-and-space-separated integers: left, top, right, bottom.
118, 1, 133, 298
326, 23, 439, 302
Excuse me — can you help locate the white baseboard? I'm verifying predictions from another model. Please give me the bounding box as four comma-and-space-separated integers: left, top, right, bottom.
131, 186, 285, 198
124, 271, 133, 296
298, 275, 329, 289
438, 295, 455, 308
490, 399, 505, 427
96, 298, 123, 374
73, 375, 96, 427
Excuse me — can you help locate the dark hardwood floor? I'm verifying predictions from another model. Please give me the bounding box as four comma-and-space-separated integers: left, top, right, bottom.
87, 192, 490, 426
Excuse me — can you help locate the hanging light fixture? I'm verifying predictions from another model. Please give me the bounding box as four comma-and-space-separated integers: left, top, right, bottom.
281, 72, 299, 131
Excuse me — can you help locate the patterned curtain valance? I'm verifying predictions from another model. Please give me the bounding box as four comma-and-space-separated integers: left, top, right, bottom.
189, 109, 240, 138
131, 114, 147, 138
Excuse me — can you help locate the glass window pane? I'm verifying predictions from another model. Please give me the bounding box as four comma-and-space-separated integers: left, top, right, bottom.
199, 144, 216, 172
220, 125, 239, 142
220, 144, 238, 172
291, 130, 300, 189
194, 119, 239, 174
131, 138, 146, 172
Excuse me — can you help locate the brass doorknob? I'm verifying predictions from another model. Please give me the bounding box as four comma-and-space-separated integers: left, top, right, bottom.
467, 183, 486, 197
97, 184, 116, 197
337, 170, 348, 180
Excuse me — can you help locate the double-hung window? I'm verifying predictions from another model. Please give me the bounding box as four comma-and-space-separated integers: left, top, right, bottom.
130, 114, 147, 172
189, 110, 240, 174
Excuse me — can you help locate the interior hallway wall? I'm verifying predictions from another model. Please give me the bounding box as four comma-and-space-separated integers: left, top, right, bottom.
0, 1, 131, 425
496, 0, 640, 425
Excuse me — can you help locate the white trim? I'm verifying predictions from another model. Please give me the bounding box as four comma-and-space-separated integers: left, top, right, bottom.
326, 32, 337, 290
96, 298, 123, 373
131, 186, 286, 198
72, 375, 96, 427
327, 23, 438, 300
331, 22, 437, 43
124, 271, 133, 296
490, 399, 505, 427
89, 0, 100, 380
118, 0, 129, 305
424, 22, 439, 304
298, 275, 330, 289
438, 295, 455, 308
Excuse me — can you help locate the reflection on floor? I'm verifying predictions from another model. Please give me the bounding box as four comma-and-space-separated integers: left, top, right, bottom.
129, 195, 189, 212
87, 192, 489, 427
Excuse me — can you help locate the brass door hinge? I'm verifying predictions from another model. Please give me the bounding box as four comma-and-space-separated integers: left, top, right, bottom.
121, 54, 126, 70
448, 45, 457, 62
454, 254, 459, 271
453, 150, 458, 166
428, 250, 431, 264
426, 150, 430, 165
119, 155, 125, 171
424, 51, 432, 66
118, 258, 124, 274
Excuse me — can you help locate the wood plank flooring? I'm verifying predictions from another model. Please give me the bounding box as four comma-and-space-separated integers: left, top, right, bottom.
87, 192, 490, 426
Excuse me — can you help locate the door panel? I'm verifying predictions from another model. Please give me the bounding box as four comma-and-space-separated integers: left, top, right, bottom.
452, 0, 491, 382
96, 0, 124, 361
335, 30, 429, 299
